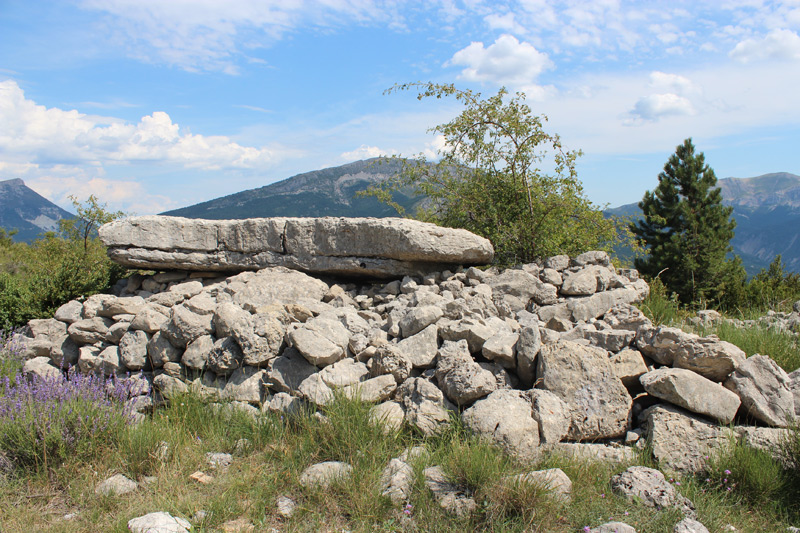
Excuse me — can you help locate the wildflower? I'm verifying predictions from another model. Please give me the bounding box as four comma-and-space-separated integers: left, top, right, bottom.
600, 493, 605, 498
583, 527, 591, 532
675, 481, 681, 486
724, 469, 731, 475
403, 503, 413, 516
624, 511, 629, 516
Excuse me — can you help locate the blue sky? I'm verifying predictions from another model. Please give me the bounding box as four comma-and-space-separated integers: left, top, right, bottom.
1, 0, 799, 215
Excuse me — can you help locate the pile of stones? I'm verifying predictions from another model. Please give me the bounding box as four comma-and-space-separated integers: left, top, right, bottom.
12, 216, 800, 530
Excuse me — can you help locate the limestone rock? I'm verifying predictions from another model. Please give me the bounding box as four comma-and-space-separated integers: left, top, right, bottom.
147, 331, 183, 368
267, 347, 318, 394
397, 324, 439, 369
342, 374, 397, 403
536, 340, 632, 440
380, 457, 415, 504
100, 216, 494, 277
529, 389, 570, 444
674, 517, 710, 533
397, 377, 453, 436
435, 339, 496, 405
641, 404, 727, 473
181, 334, 214, 371
482, 330, 518, 369
461, 389, 540, 460
207, 337, 244, 377
369, 401, 405, 433
635, 326, 694, 366
640, 368, 741, 424
127, 512, 192, 533
68, 317, 113, 344
219, 366, 266, 404
506, 468, 572, 503
723, 354, 795, 427
551, 442, 636, 463
299, 461, 353, 489
399, 305, 443, 338
319, 358, 369, 388
610, 348, 648, 389
289, 317, 350, 367
95, 473, 137, 496
161, 305, 214, 349
22, 356, 61, 381
590, 522, 637, 533
119, 330, 150, 371
371, 344, 413, 384
673, 337, 746, 382
424, 466, 477, 517
54, 300, 83, 324
611, 466, 695, 516
515, 325, 541, 388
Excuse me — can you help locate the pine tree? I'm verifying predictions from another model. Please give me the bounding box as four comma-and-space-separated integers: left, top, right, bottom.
631, 138, 745, 306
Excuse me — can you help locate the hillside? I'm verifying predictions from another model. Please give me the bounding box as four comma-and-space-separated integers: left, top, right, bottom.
606, 172, 800, 274
163, 158, 425, 219
0, 178, 73, 242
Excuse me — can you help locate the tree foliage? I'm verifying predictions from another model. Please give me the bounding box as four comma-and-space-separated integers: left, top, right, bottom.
0, 195, 127, 329
631, 138, 746, 306
362, 82, 626, 265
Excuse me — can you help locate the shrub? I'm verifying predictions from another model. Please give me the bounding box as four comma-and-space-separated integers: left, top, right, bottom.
694, 320, 800, 373
0, 370, 141, 473
638, 276, 684, 325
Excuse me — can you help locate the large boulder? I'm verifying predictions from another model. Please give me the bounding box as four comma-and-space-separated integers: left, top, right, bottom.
461, 389, 540, 460
100, 216, 494, 277
536, 340, 632, 440
723, 354, 795, 427
640, 368, 741, 424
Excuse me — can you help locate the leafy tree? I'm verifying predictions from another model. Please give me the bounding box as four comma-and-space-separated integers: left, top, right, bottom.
362, 82, 626, 265
0, 196, 128, 328
631, 138, 745, 306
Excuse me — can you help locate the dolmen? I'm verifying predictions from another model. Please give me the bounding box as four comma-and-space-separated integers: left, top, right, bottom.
98, 216, 494, 278
17, 216, 800, 477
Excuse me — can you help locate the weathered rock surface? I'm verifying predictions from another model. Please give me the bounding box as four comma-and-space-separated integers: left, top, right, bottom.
640, 368, 741, 424
506, 468, 572, 503
100, 216, 494, 277
95, 473, 138, 496
299, 461, 353, 489
462, 389, 540, 460
536, 340, 632, 440
723, 354, 795, 427
611, 466, 695, 516
424, 466, 477, 517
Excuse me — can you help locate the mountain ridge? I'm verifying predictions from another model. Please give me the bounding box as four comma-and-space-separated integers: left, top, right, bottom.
0, 178, 74, 242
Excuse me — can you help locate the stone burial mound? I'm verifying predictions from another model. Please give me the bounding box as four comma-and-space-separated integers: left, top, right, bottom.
98, 215, 494, 278
19, 216, 800, 483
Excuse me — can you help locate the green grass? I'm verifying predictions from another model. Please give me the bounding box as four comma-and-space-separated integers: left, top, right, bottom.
1, 380, 799, 532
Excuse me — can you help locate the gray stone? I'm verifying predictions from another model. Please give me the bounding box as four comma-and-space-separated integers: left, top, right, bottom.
100, 216, 494, 277
230, 267, 330, 309
590, 523, 637, 533
435, 339, 496, 405
95, 473, 138, 496
506, 468, 572, 503
181, 334, 215, 371
789, 368, 800, 417
98, 296, 145, 317
724, 354, 795, 427
147, 331, 183, 368
641, 404, 728, 473
127, 512, 191, 533
584, 329, 636, 353
380, 458, 415, 504
540, 268, 562, 286
486, 269, 558, 307
635, 326, 695, 365
560, 265, 610, 296
48, 336, 80, 369
206, 452, 233, 469
674, 517, 710, 533
569, 284, 649, 322
371, 344, 413, 384
220, 366, 266, 404
482, 331, 518, 369
611, 466, 695, 516
610, 348, 649, 389
536, 340, 632, 440
342, 374, 397, 402
461, 389, 540, 460
130, 306, 169, 333
640, 368, 741, 424
529, 389, 570, 444
673, 337, 746, 382
119, 330, 150, 371
299, 461, 353, 489
207, 336, 244, 377
267, 348, 318, 394
297, 373, 333, 406
398, 377, 454, 436
22, 356, 61, 381
424, 466, 477, 517
78, 345, 122, 375
236, 313, 285, 367
574, 250, 611, 267
544, 254, 570, 271
161, 305, 214, 348
602, 303, 652, 331
320, 358, 369, 388
551, 442, 636, 463
369, 401, 405, 433
266, 392, 308, 417
397, 324, 439, 369
276, 495, 296, 519
515, 325, 541, 388
439, 317, 497, 353
289, 317, 350, 367
54, 300, 83, 324
153, 373, 188, 398
399, 305, 443, 338
68, 317, 113, 344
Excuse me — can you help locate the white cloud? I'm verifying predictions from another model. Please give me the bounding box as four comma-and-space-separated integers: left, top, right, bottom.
0, 80, 277, 170
629, 93, 696, 122
648, 71, 697, 95
340, 144, 395, 161
28, 175, 174, 215
446, 34, 553, 86
80, 0, 392, 73
729, 28, 800, 62
484, 13, 526, 34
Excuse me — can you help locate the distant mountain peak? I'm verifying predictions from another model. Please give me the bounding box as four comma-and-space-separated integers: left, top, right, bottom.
0, 178, 74, 242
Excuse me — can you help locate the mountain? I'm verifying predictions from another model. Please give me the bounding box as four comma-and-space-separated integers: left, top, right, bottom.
163, 158, 425, 219
0, 178, 74, 242
606, 172, 800, 274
